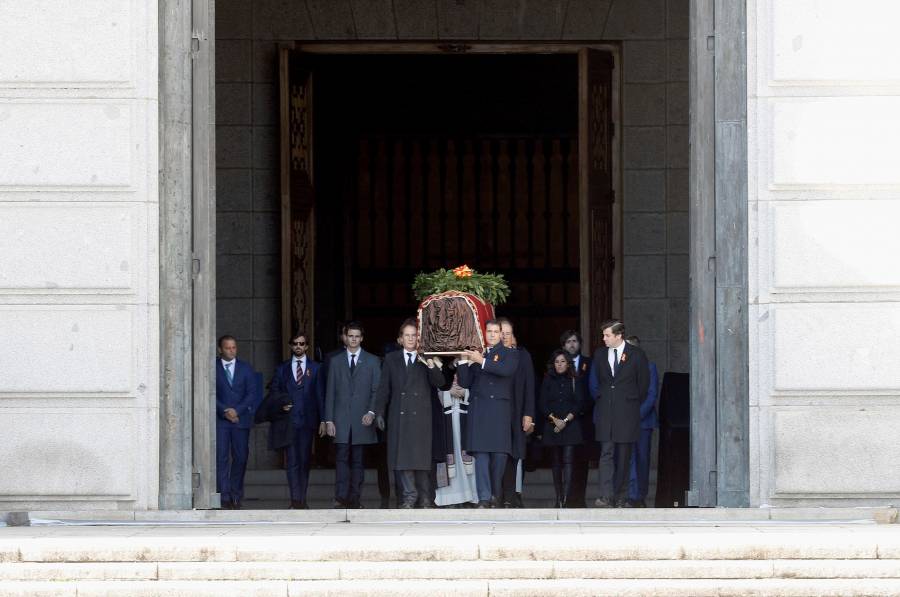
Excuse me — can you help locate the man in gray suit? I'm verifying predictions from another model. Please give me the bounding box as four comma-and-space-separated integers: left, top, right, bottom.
324, 321, 382, 508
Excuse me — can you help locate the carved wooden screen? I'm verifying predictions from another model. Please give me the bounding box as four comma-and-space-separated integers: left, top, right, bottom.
279, 49, 315, 355
350, 135, 581, 359
579, 48, 615, 348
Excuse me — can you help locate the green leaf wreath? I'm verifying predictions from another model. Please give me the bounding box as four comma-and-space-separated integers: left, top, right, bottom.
412, 265, 510, 305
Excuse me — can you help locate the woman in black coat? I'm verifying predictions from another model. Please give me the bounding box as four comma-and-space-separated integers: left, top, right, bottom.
539, 349, 590, 507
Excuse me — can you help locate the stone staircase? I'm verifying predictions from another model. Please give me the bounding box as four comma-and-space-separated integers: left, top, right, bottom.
1, 510, 899, 595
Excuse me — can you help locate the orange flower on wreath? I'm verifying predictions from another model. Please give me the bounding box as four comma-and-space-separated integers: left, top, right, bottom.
452, 265, 474, 278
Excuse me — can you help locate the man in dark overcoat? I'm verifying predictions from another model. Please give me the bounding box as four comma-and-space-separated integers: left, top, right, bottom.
588, 319, 650, 507
561, 329, 593, 507
324, 321, 381, 508
458, 319, 520, 508
374, 318, 446, 508
498, 317, 535, 508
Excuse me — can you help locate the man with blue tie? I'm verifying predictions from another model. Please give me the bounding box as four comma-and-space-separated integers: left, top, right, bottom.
588, 320, 650, 508
215, 335, 259, 509
458, 320, 520, 508
270, 331, 325, 509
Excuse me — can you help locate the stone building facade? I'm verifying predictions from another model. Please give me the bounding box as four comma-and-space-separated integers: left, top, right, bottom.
0, 0, 896, 510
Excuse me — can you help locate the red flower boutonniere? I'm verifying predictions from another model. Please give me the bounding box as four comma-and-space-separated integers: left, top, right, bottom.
581, 362, 588, 371
620, 352, 628, 364
306, 368, 312, 377
493, 354, 500, 362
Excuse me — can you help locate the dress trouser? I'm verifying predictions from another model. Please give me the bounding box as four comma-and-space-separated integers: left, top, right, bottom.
472, 452, 508, 501
628, 427, 654, 502
334, 429, 366, 505
216, 425, 250, 503
285, 426, 315, 503
598, 441, 633, 501
397, 470, 431, 505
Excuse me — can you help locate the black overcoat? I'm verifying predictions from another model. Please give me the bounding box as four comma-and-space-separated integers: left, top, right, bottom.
374, 351, 446, 471
457, 344, 520, 454
509, 347, 536, 461
589, 343, 650, 443
538, 372, 590, 446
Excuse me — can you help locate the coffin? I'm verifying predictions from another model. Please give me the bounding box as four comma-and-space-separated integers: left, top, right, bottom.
417, 291, 496, 354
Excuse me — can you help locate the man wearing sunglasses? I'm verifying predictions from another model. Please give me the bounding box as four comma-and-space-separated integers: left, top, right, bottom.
270, 331, 325, 509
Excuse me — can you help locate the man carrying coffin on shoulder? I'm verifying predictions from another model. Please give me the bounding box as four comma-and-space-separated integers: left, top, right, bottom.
374, 318, 446, 508
458, 319, 520, 508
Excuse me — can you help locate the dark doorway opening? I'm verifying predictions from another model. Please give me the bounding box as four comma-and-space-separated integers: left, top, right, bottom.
311, 53, 579, 362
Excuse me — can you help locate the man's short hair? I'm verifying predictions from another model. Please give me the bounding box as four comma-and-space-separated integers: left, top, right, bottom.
626, 335, 640, 346
600, 319, 625, 337
289, 331, 307, 345
397, 318, 418, 337
560, 329, 582, 346
496, 316, 513, 329
484, 318, 501, 329
217, 334, 236, 348
346, 321, 364, 336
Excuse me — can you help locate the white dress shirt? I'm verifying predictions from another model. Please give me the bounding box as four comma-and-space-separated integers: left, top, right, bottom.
403, 350, 417, 366
347, 348, 361, 368
607, 342, 625, 374
221, 358, 236, 373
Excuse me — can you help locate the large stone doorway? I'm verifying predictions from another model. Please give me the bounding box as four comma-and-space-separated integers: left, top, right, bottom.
280, 46, 618, 367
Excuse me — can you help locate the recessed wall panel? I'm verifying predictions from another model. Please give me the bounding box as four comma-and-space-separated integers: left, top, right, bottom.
0, 204, 136, 291
773, 304, 900, 392
0, 1, 133, 85
0, 102, 132, 187
0, 411, 135, 498
769, 97, 900, 187
773, 407, 900, 495
0, 307, 133, 394
772, 201, 900, 290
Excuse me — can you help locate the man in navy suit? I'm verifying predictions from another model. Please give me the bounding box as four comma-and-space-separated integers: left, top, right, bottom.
625, 335, 660, 508
588, 320, 650, 508
458, 320, 520, 508
561, 329, 593, 507
215, 335, 259, 509
270, 331, 325, 509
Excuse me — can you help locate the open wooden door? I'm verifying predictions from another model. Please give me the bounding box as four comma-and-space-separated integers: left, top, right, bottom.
279, 48, 315, 357
578, 48, 615, 348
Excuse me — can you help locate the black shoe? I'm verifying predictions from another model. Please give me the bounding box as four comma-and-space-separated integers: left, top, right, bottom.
231, 501, 242, 510
614, 498, 627, 508
490, 496, 503, 509
399, 502, 415, 509
627, 499, 646, 508
289, 500, 307, 509
332, 499, 347, 508
593, 496, 613, 508
511, 493, 524, 508
219, 500, 233, 510
348, 500, 364, 509
476, 500, 491, 509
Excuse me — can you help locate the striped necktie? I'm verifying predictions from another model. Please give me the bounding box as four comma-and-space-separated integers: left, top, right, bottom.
225, 362, 234, 384
295, 360, 304, 385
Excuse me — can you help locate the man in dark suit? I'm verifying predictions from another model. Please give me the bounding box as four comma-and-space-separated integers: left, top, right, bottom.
270, 331, 325, 509
374, 318, 446, 508
561, 329, 592, 507
324, 321, 381, 508
498, 317, 535, 508
458, 319, 520, 508
215, 335, 259, 509
588, 319, 650, 508
625, 335, 660, 508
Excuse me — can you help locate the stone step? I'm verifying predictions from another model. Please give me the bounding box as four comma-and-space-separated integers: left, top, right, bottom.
3, 578, 900, 596
3, 559, 900, 582
3, 530, 900, 563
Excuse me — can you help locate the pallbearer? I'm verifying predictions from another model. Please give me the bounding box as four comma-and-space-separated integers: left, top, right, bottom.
374, 318, 446, 508
458, 320, 520, 508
